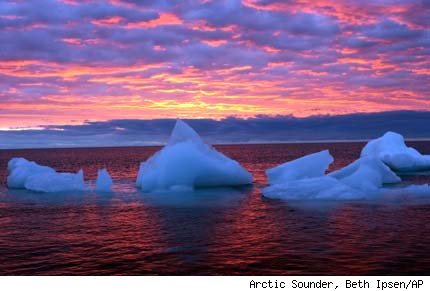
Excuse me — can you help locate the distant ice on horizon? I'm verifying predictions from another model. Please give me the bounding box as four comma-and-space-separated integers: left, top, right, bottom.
361, 131, 430, 172
7, 158, 85, 193
136, 119, 253, 192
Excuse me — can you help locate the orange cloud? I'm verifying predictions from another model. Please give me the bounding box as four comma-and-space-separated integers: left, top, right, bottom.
91, 16, 124, 26
126, 13, 182, 29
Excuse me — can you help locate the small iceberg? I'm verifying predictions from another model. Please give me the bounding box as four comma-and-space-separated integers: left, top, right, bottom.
263, 176, 365, 200
361, 131, 430, 172
7, 157, 85, 193
136, 119, 253, 192
263, 151, 402, 201
267, 150, 333, 184
95, 168, 113, 192
329, 157, 401, 192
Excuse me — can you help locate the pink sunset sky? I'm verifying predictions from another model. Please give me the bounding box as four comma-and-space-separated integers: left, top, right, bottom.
0, 0, 429, 130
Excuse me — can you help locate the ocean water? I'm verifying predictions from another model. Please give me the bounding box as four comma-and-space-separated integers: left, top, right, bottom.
0, 142, 430, 275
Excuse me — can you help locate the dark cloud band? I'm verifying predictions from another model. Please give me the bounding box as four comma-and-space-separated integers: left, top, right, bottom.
1, 111, 429, 149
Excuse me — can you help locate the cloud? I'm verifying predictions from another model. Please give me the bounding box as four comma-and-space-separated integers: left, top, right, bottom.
1, 111, 430, 149
184, 1, 340, 35
361, 19, 424, 40
0, 0, 429, 128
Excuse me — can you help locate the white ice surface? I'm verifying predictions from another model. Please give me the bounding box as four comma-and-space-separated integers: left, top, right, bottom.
266, 150, 333, 184
329, 157, 401, 192
95, 168, 113, 192
136, 120, 253, 192
379, 184, 430, 199
7, 158, 55, 188
361, 131, 430, 172
263, 151, 405, 201
7, 157, 85, 193
263, 176, 365, 200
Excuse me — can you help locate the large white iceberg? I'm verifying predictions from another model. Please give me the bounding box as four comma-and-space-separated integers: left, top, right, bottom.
95, 168, 113, 192
136, 120, 253, 192
263, 151, 401, 201
361, 131, 430, 172
7, 157, 85, 193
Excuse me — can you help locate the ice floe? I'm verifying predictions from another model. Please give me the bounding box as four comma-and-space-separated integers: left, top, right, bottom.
263, 151, 403, 201
266, 150, 333, 184
7, 157, 85, 193
329, 157, 401, 192
379, 184, 430, 199
136, 120, 253, 192
263, 176, 365, 200
361, 131, 430, 172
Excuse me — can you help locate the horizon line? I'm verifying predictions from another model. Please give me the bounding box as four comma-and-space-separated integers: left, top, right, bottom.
2, 137, 430, 151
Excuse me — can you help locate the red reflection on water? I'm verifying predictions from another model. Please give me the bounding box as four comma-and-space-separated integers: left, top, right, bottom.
0, 142, 430, 275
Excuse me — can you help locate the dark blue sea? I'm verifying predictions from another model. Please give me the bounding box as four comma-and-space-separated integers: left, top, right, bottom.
1, 142, 430, 275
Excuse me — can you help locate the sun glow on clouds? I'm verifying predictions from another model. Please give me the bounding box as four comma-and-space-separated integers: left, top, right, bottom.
0, 0, 429, 128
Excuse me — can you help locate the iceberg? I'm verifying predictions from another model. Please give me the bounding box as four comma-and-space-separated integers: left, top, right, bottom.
25, 170, 85, 193
361, 131, 430, 172
7, 157, 85, 193
136, 120, 253, 192
95, 168, 113, 192
263, 151, 401, 201
263, 176, 365, 200
379, 184, 430, 200
266, 150, 333, 184
7, 158, 56, 189
329, 157, 401, 192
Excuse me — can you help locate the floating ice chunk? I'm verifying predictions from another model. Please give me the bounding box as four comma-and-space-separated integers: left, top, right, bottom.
7, 157, 85, 192
136, 120, 253, 192
330, 157, 401, 192
7, 158, 56, 188
263, 151, 402, 201
361, 131, 430, 172
25, 170, 85, 193
263, 150, 363, 200
95, 168, 113, 192
263, 176, 365, 201
266, 150, 333, 184
382, 184, 430, 198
